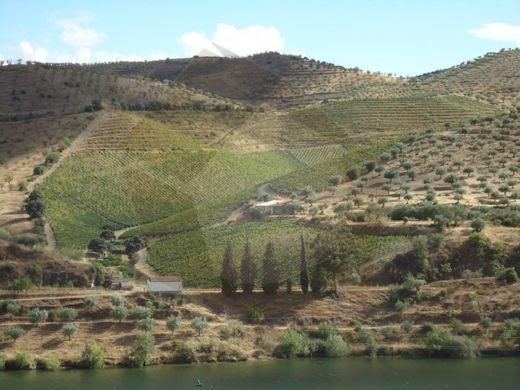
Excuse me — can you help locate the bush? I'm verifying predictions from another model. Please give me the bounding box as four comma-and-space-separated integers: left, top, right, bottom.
111, 305, 129, 322
42, 358, 61, 371
424, 328, 479, 358
33, 165, 44, 176
191, 317, 209, 336
63, 323, 77, 340
12, 352, 36, 370
136, 318, 155, 333
496, 267, 518, 284
133, 305, 153, 320
471, 218, 486, 232
57, 308, 78, 322
4, 327, 26, 341
29, 308, 48, 325
216, 342, 247, 362
84, 297, 98, 311
10, 276, 33, 293
124, 334, 155, 368
1, 299, 21, 315
274, 329, 310, 358
479, 317, 492, 329
111, 295, 125, 306
44, 153, 60, 165
401, 320, 414, 334
220, 320, 245, 339
247, 307, 265, 324
80, 344, 105, 369
315, 321, 338, 340
356, 327, 378, 357
175, 343, 196, 364
0, 355, 5, 370
346, 167, 361, 181
318, 335, 350, 357
450, 319, 469, 335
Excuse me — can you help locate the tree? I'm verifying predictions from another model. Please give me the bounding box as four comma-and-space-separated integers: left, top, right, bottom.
126, 334, 154, 368
137, 318, 154, 333
328, 175, 341, 187
10, 276, 33, 293
166, 315, 181, 335
378, 197, 388, 208
57, 308, 77, 322
220, 241, 237, 296
191, 317, 209, 336
262, 242, 279, 295
463, 167, 475, 177
80, 344, 105, 369
312, 234, 359, 294
240, 241, 256, 294
471, 218, 486, 232
299, 236, 309, 294
88, 238, 108, 254
310, 264, 328, 294
29, 308, 48, 325
124, 236, 146, 254
63, 323, 77, 340
111, 305, 129, 323
4, 327, 25, 341
346, 167, 360, 181
84, 297, 98, 311
384, 169, 399, 183
365, 161, 376, 172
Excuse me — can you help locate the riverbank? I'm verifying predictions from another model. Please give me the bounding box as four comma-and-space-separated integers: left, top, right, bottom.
1, 277, 520, 371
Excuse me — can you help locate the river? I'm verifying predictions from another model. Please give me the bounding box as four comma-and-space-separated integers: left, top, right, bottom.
1, 357, 519, 389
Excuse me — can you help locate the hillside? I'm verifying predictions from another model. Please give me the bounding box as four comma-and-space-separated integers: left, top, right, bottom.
0, 63, 235, 121
413, 49, 520, 109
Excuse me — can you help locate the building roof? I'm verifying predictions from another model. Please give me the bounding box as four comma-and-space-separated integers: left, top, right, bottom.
254, 199, 287, 207
148, 276, 182, 282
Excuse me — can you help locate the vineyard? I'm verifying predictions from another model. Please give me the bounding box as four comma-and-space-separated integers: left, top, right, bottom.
288, 144, 347, 166
147, 220, 412, 287
41, 150, 301, 248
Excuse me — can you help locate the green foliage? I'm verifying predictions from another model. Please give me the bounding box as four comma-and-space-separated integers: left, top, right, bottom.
479, 317, 492, 329
401, 320, 414, 334
124, 236, 146, 254
166, 315, 182, 335
57, 308, 78, 322
496, 267, 518, 284
300, 235, 309, 294
12, 352, 36, 370
471, 218, 486, 232
88, 238, 108, 253
111, 295, 125, 306
220, 320, 246, 339
175, 342, 196, 364
240, 241, 256, 294
29, 308, 48, 325
84, 297, 98, 311
136, 318, 155, 333
1, 299, 21, 315
10, 276, 33, 292
191, 317, 209, 336
247, 307, 265, 324
80, 344, 106, 369
62, 322, 77, 340
111, 305, 129, 322
274, 328, 311, 358
262, 241, 279, 295
45, 153, 60, 165
41, 358, 61, 371
221, 241, 238, 296
424, 327, 479, 358
4, 327, 26, 341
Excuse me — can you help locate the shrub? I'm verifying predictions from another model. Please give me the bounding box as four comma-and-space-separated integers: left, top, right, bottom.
316, 334, 349, 358
10, 276, 33, 293
175, 342, 196, 364
424, 328, 479, 358
29, 308, 48, 325
216, 342, 248, 362
220, 320, 245, 339
2, 300, 21, 315
125, 334, 155, 368
471, 218, 486, 232
274, 329, 310, 358
12, 352, 36, 370
44, 153, 60, 165
479, 317, 492, 329
33, 165, 44, 176
80, 344, 105, 369
111, 295, 125, 306
63, 323, 77, 340
401, 320, 414, 334
191, 317, 209, 336
133, 305, 153, 320
450, 319, 469, 335
496, 267, 518, 284
382, 326, 395, 339
0, 355, 5, 370
111, 305, 129, 322
247, 307, 265, 324
166, 315, 182, 335
356, 327, 378, 357
346, 167, 361, 181
57, 308, 78, 322
315, 321, 338, 340
136, 318, 155, 333
84, 297, 98, 311
4, 327, 26, 341
42, 358, 61, 371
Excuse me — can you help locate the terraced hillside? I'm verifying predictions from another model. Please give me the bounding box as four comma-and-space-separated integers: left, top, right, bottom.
0, 63, 234, 121
413, 49, 520, 108
147, 220, 411, 287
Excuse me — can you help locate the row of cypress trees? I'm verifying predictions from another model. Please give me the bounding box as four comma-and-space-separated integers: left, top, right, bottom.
220, 236, 309, 296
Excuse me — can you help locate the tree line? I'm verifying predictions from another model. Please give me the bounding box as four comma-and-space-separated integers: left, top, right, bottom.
220, 234, 359, 296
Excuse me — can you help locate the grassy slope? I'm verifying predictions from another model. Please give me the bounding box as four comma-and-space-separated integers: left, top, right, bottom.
148, 220, 411, 287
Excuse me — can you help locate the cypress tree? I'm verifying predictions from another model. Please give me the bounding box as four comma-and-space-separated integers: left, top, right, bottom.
299, 235, 309, 294
220, 241, 237, 296
241, 241, 256, 294
262, 241, 279, 295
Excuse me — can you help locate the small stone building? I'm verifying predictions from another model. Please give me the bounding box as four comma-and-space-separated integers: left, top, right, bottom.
147, 276, 183, 295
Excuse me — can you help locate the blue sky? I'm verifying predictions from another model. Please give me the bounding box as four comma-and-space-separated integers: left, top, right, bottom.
1, 0, 519, 75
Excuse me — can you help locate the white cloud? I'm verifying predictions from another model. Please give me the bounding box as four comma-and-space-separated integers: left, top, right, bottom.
469, 23, 520, 46
57, 19, 106, 48
179, 23, 285, 57
19, 40, 49, 62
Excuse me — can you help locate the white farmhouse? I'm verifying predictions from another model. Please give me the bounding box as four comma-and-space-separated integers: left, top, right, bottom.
147, 276, 183, 295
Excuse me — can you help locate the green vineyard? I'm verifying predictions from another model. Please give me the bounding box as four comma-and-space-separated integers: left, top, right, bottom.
41, 150, 301, 248
147, 220, 412, 288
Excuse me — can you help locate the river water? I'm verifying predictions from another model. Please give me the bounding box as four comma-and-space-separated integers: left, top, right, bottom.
1, 357, 519, 389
